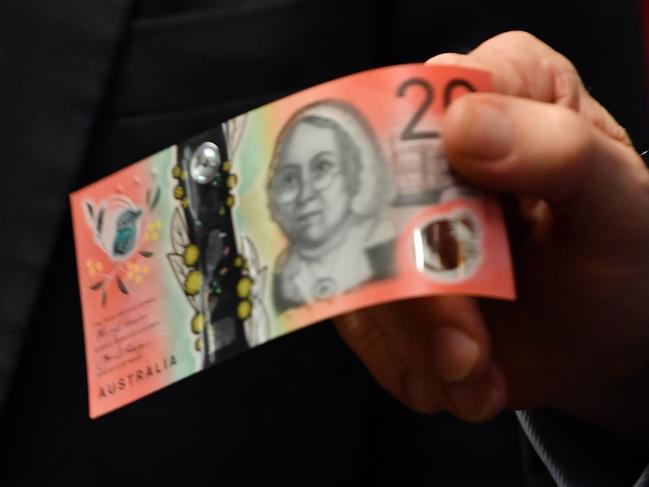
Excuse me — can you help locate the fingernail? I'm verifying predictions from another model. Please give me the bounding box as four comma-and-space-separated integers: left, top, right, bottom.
457, 100, 512, 160
431, 327, 480, 383
404, 372, 441, 413
447, 373, 502, 422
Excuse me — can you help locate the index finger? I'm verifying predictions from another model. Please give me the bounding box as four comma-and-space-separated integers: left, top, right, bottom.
427, 31, 630, 145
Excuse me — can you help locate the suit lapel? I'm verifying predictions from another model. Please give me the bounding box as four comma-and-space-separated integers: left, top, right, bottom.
0, 0, 133, 411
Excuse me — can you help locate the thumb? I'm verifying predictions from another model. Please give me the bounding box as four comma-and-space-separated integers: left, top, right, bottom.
442, 93, 648, 242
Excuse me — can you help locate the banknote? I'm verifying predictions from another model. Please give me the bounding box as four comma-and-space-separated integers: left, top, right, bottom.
70, 64, 514, 418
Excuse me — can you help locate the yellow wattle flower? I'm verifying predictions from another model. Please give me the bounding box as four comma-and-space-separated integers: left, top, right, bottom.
183, 244, 200, 267
237, 299, 252, 320
226, 174, 238, 189
191, 313, 204, 334
184, 270, 202, 296
173, 184, 185, 200
236, 277, 252, 298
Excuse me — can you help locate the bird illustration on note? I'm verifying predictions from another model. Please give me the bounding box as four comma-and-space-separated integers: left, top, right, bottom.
84, 195, 143, 260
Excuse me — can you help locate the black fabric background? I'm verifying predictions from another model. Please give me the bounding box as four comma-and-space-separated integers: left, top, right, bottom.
0, 1, 646, 486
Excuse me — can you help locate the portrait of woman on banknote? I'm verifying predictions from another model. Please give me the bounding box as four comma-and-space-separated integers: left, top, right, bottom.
268, 101, 396, 312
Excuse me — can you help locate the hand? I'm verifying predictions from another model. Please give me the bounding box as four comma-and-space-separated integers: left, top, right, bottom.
334, 31, 649, 439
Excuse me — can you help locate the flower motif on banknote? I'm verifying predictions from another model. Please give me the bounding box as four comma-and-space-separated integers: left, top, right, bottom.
85, 259, 104, 277
167, 207, 206, 354
125, 261, 150, 284
168, 130, 262, 363
267, 101, 397, 312
239, 236, 271, 347
144, 219, 161, 241
83, 187, 159, 305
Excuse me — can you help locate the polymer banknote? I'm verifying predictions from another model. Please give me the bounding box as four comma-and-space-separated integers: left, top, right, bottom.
70, 64, 514, 417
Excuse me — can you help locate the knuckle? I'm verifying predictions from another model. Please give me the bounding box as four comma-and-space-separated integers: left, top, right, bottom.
488, 30, 542, 50
336, 313, 380, 349
585, 99, 631, 145
543, 55, 582, 108
401, 341, 432, 371
426, 52, 464, 65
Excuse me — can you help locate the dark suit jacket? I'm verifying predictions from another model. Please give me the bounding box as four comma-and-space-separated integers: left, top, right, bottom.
0, 1, 646, 486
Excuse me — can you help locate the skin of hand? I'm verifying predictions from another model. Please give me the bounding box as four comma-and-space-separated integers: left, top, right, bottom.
334, 31, 649, 440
